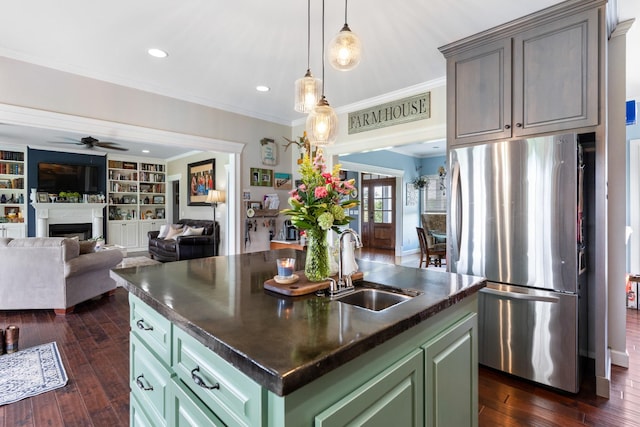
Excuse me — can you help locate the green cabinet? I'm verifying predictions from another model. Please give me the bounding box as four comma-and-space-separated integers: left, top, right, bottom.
128, 293, 478, 426
423, 314, 478, 427
172, 325, 265, 427
169, 378, 226, 427
315, 349, 423, 427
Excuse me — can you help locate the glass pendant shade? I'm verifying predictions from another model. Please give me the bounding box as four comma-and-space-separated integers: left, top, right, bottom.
294, 70, 322, 113
306, 96, 338, 146
328, 24, 362, 71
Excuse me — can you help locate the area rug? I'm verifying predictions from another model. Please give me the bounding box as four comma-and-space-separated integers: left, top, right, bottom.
117, 256, 161, 268
0, 342, 68, 406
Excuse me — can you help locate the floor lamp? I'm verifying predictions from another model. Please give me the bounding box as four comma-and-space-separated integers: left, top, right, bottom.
206, 190, 225, 255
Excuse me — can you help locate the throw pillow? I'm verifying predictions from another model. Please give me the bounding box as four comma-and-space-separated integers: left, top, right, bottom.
164, 226, 185, 240
79, 240, 97, 254
157, 224, 169, 239
182, 226, 204, 237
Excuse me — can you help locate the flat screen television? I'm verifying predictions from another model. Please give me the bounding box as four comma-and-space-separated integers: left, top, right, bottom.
38, 162, 100, 193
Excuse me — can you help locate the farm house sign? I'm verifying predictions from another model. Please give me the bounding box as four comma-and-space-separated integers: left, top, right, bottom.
348, 92, 430, 134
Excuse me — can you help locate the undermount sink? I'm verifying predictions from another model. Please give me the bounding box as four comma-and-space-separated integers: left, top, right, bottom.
336, 281, 422, 312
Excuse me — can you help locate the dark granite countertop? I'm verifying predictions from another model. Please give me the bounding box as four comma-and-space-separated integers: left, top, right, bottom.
111, 249, 485, 396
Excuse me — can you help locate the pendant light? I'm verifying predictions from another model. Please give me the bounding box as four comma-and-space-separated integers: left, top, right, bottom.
328, 0, 362, 71
294, 0, 322, 113
306, 0, 338, 146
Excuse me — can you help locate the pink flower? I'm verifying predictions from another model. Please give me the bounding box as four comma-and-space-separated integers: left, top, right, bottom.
299, 184, 307, 191
314, 186, 328, 198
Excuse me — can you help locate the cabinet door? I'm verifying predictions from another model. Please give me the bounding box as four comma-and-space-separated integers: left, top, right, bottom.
131, 392, 157, 427
140, 220, 166, 245
4, 224, 25, 238
513, 8, 599, 136
130, 334, 172, 426
314, 349, 423, 427
169, 378, 225, 427
447, 38, 512, 146
108, 221, 139, 248
422, 313, 477, 427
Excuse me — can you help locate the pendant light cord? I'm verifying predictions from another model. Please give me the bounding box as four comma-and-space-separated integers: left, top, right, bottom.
306, 0, 311, 70
344, 0, 348, 24
321, 0, 326, 97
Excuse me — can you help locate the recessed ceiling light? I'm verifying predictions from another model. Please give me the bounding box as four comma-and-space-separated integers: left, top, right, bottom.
142, 149, 150, 153
148, 48, 168, 58
256, 85, 270, 92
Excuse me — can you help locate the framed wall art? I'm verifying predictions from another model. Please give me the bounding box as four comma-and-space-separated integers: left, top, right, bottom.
260, 138, 277, 166
188, 159, 215, 206
250, 167, 273, 187
274, 172, 292, 190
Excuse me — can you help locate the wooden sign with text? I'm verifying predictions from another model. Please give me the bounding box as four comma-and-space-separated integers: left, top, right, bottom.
348, 92, 431, 134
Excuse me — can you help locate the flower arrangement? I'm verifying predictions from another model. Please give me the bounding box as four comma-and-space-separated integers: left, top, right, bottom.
281, 150, 359, 281
281, 150, 359, 233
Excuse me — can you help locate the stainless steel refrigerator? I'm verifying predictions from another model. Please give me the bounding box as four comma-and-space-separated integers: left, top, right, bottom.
449, 133, 586, 393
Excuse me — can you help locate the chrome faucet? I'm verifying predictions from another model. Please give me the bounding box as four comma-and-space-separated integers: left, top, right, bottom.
330, 229, 363, 296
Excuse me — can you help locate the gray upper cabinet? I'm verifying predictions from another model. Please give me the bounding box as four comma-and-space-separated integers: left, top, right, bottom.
447, 38, 512, 144
442, 3, 601, 146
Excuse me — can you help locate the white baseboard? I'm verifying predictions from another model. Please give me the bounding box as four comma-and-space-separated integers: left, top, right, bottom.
596, 350, 611, 399
610, 348, 630, 368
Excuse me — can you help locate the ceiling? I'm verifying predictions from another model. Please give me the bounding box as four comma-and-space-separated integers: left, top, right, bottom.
0, 0, 638, 159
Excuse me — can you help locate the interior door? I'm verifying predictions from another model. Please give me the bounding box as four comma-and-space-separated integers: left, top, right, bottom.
361, 177, 395, 250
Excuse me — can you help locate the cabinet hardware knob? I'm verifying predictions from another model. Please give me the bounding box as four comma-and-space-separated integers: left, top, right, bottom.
135, 374, 154, 391
191, 366, 220, 390
504, 124, 511, 129
136, 319, 153, 331
516, 123, 522, 128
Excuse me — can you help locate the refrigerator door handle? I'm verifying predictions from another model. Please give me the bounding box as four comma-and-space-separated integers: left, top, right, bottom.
481, 287, 560, 303
451, 157, 462, 256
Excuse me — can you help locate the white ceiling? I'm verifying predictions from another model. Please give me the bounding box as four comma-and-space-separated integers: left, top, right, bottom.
0, 0, 638, 159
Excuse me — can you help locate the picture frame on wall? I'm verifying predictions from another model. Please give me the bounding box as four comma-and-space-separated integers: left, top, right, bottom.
188, 159, 215, 206
250, 167, 273, 187
260, 138, 277, 166
274, 172, 292, 190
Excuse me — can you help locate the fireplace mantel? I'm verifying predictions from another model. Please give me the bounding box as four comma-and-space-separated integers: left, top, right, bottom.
31, 203, 107, 238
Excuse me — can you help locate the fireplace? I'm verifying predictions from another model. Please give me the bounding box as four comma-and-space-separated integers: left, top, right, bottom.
49, 223, 92, 240
31, 202, 106, 239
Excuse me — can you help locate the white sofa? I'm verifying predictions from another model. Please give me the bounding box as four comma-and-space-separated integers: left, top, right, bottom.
0, 237, 123, 315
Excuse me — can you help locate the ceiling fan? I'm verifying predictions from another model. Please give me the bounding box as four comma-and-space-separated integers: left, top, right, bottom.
56, 136, 129, 151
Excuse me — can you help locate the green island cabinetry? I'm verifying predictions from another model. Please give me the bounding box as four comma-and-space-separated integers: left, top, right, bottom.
128, 293, 478, 427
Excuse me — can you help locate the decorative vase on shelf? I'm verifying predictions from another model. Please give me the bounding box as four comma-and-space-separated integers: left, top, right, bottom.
304, 228, 330, 282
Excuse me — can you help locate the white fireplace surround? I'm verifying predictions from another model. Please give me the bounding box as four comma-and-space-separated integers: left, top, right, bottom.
31, 203, 107, 238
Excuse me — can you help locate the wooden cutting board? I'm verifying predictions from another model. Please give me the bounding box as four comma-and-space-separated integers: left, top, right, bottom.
264, 271, 364, 296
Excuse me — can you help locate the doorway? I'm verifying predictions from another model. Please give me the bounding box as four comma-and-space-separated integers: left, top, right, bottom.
172, 180, 180, 223
361, 175, 396, 250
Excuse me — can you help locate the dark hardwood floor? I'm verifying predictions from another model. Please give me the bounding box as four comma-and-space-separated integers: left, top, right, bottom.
0, 249, 638, 426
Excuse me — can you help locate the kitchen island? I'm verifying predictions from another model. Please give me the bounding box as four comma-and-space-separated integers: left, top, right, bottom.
112, 249, 485, 426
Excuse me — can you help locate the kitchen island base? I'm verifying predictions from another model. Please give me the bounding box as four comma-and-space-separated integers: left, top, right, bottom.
129, 293, 478, 426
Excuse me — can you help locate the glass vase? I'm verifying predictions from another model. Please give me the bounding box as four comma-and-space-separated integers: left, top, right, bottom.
305, 228, 330, 282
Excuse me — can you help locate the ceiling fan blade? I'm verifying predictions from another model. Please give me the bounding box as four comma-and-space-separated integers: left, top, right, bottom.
95, 142, 129, 151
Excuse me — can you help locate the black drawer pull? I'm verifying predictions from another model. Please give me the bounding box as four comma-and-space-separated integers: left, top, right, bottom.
136, 319, 153, 331
135, 374, 154, 391
191, 366, 220, 390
